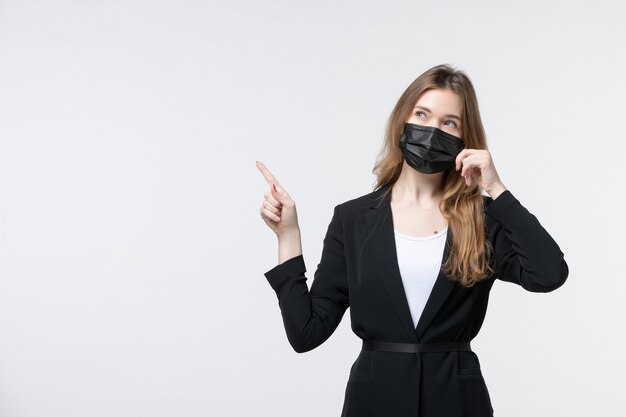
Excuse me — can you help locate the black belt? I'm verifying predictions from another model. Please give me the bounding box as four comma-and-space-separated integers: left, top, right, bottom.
362, 340, 471, 353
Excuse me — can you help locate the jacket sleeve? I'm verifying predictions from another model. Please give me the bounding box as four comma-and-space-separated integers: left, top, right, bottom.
484, 190, 569, 292
263, 203, 349, 353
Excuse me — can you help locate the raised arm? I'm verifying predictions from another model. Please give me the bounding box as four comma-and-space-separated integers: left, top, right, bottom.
264, 204, 349, 353
484, 190, 569, 292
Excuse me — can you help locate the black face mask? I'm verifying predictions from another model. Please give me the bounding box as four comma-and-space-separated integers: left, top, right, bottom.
399, 122, 465, 174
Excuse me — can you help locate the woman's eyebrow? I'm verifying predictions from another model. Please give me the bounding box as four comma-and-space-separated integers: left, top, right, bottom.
414, 105, 462, 121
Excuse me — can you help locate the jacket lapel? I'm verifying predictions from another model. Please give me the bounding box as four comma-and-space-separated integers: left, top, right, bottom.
363, 183, 457, 342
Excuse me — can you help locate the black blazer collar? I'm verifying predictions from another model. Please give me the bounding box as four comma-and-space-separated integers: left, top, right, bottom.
362, 182, 457, 342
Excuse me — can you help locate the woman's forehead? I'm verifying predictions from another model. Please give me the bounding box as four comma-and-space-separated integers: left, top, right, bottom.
414, 89, 463, 116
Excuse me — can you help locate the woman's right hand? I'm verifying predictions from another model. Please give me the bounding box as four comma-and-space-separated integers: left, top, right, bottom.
256, 160, 300, 238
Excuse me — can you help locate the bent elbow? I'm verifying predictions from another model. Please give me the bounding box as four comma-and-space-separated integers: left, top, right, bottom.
523, 259, 569, 293
288, 337, 318, 354
286, 324, 331, 353
291, 343, 314, 354
550, 259, 570, 291
284, 327, 319, 353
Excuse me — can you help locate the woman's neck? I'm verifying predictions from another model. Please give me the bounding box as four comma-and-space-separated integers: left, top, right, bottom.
391, 162, 445, 205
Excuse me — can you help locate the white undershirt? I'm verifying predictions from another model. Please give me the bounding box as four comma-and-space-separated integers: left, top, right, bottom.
394, 226, 448, 329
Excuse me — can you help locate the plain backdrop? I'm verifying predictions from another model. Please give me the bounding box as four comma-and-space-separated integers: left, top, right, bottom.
0, 0, 624, 416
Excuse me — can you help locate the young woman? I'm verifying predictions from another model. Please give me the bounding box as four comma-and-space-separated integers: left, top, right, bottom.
256, 64, 569, 417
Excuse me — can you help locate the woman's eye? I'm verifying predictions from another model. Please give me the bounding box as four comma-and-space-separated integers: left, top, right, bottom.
444, 120, 458, 128
416, 111, 426, 117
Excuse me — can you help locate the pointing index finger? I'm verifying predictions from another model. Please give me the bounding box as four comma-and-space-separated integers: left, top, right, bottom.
256, 160, 281, 188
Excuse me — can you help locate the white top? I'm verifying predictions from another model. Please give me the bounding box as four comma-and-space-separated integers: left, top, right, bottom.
394, 226, 448, 329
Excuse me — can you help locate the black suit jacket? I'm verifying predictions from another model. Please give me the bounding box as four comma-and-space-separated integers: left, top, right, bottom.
264, 183, 569, 417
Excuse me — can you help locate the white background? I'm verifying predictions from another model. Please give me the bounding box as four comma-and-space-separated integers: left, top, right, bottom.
0, 1, 624, 416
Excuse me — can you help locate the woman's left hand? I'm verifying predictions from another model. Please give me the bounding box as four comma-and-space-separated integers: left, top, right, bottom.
455, 149, 507, 196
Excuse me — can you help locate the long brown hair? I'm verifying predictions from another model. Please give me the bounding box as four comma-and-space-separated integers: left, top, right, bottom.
372, 64, 495, 287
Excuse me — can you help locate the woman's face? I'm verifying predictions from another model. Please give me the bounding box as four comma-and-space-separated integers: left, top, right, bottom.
406, 88, 463, 139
